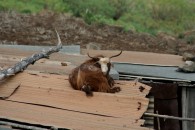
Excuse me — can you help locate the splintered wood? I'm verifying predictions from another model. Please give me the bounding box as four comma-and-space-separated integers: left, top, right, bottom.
0, 72, 151, 130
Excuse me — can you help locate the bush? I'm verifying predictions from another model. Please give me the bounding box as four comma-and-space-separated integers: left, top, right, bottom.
0, 0, 194, 36
0, 0, 69, 13
63, 0, 130, 24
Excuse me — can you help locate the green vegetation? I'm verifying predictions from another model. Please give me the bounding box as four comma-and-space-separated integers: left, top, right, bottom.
0, 0, 195, 36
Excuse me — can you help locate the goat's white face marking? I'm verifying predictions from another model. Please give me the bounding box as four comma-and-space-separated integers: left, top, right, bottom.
98, 57, 110, 75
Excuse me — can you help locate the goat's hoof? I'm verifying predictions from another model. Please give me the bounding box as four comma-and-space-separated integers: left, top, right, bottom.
86, 92, 93, 96
112, 87, 121, 93
116, 87, 121, 92
81, 85, 93, 96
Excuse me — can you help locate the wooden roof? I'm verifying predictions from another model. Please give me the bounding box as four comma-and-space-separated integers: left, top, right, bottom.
0, 47, 152, 130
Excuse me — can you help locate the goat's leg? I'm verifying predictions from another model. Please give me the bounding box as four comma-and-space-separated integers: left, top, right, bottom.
108, 86, 121, 93
107, 76, 115, 87
81, 84, 93, 96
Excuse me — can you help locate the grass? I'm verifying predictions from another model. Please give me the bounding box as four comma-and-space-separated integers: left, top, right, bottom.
0, 0, 195, 37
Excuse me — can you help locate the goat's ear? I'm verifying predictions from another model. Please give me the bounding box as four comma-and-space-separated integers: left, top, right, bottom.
107, 62, 114, 68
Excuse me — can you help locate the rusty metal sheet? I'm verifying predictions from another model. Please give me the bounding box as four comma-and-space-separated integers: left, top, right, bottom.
7, 85, 148, 119
0, 47, 183, 67
0, 100, 150, 130
0, 81, 20, 99
154, 99, 180, 130
149, 83, 178, 99
0, 47, 153, 130
2, 72, 151, 97
146, 82, 180, 130
0, 72, 151, 130
0, 47, 86, 66
4, 72, 150, 118
0, 53, 76, 75
82, 50, 183, 66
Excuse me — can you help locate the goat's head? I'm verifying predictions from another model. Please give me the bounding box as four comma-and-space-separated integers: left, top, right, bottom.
87, 50, 122, 75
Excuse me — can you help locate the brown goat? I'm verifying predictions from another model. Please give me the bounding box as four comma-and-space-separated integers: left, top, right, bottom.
69, 51, 122, 96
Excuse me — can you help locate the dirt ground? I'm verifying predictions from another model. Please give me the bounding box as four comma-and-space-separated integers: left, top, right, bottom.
0, 12, 194, 55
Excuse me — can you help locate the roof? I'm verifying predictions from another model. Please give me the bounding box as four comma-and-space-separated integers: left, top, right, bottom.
82, 49, 183, 66
0, 47, 151, 130
0, 72, 151, 130
114, 63, 195, 82
82, 50, 195, 82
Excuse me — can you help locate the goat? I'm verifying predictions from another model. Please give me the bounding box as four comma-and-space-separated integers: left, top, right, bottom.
69, 51, 122, 96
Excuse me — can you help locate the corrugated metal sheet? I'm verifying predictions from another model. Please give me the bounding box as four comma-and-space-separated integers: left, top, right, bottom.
182, 87, 195, 130
81, 50, 183, 66
0, 72, 151, 130
120, 75, 182, 130
3, 47, 191, 130
0, 47, 184, 68
143, 96, 154, 129
114, 62, 195, 82
0, 47, 152, 130
120, 74, 155, 129
0, 45, 80, 55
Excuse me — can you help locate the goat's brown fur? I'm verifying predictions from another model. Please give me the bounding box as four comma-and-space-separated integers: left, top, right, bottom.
69, 55, 120, 96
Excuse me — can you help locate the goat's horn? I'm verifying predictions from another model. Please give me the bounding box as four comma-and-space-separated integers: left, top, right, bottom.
110, 50, 122, 59
87, 52, 95, 59
55, 29, 62, 46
